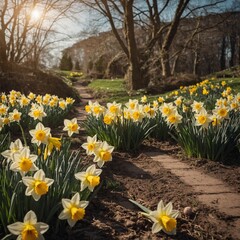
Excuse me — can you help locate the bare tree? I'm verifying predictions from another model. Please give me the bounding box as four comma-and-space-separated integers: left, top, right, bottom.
79, 0, 229, 90
0, 0, 79, 71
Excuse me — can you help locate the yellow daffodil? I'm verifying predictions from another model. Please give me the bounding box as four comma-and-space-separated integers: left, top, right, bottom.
166, 110, 182, 127
0, 104, 8, 115
1, 139, 24, 162
152, 100, 159, 108
59, 193, 89, 227
147, 200, 179, 235
66, 97, 75, 104
35, 95, 42, 104
44, 136, 61, 160
158, 97, 164, 103
92, 102, 105, 118
19, 95, 30, 107
174, 97, 182, 106
212, 106, 229, 120
141, 95, 148, 103
81, 135, 100, 155
2, 116, 10, 125
10, 147, 38, 176
63, 118, 80, 137
103, 113, 114, 125
28, 104, 46, 121
125, 99, 139, 110
107, 101, 122, 116
28, 92, 36, 100
93, 141, 114, 168
59, 100, 67, 110
130, 108, 144, 122
29, 122, 51, 146
194, 109, 211, 128
75, 164, 102, 192
22, 169, 54, 201
9, 109, 22, 122
191, 100, 204, 113
159, 103, 175, 117
7, 210, 49, 240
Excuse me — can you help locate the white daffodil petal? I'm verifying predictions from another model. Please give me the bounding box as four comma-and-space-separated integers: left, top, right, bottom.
35, 222, 49, 234
62, 199, 72, 209
24, 210, 37, 224
71, 192, 80, 204
59, 210, 70, 220
165, 202, 173, 215
152, 222, 163, 234
79, 201, 89, 209
7, 222, 23, 235
67, 219, 76, 228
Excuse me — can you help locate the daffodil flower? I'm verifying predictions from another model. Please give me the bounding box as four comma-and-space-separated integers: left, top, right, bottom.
63, 118, 80, 137
59, 193, 89, 227
29, 122, 51, 146
81, 135, 100, 155
147, 200, 179, 235
93, 141, 114, 168
22, 169, 54, 201
194, 109, 212, 128
9, 109, 22, 122
10, 147, 38, 176
43, 136, 61, 160
28, 104, 46, 121
1, 139, 24, 162
7, 210, 49, 240
75, 164, 102, 192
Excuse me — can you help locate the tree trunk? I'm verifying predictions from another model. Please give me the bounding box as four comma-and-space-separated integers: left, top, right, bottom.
160, 49, 171, 77
229, 33, 236, 67
220, 36, 226, 70
124, 0, 145, 90
0, 29, 8, 71
193, 51, 199, 75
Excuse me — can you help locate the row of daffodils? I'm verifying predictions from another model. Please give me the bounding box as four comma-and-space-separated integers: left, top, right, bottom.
0, 90, 75, 133
0, 91, 116, 238
84, 79, 240, 162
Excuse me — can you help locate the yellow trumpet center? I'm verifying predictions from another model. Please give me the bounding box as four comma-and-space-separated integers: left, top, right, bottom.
197, 115, 206, 124
100, 150, 111, 162
35, 130, 46, 141
161, 215, 176, 232
34, 180, 48, 195
33, 110, 41, 118
70, 123, 78, 132
87, 143, 95, 151
168, 115, 176, 124
21, 224, 38, 240
19, 157, 33, 172
70, 207, 85, 221
86, 175, 100, 187
109, 105, 117, 114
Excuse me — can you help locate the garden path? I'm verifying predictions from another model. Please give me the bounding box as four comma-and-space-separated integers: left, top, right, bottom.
72, 81, 240, 239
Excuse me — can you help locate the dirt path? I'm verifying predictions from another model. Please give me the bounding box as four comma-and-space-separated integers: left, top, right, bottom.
72, 81, 240, 239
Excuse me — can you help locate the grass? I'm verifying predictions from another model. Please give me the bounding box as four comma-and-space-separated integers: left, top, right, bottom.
87, 75, 240, 103
88, 79, 167, 103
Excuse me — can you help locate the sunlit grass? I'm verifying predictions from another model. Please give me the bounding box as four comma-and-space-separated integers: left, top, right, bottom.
88, 79, 166, 103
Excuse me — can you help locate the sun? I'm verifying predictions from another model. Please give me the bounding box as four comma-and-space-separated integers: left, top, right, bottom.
31, 9, 41, 21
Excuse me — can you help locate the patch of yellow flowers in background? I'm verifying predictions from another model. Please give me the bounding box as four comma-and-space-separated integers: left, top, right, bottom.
0, 90, 75, 132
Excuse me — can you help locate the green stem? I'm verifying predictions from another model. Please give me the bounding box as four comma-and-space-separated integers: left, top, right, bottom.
18, 123, 27, 146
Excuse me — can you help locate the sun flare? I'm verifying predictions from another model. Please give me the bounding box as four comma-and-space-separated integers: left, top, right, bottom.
31, 9, 41, 21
